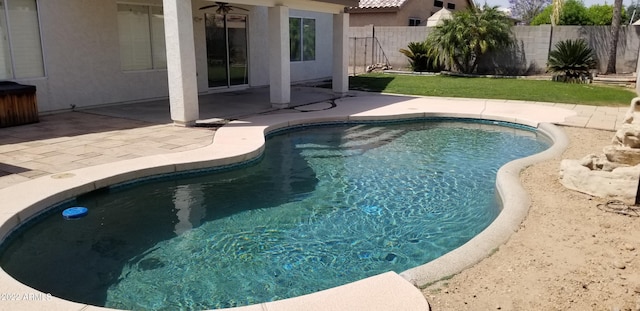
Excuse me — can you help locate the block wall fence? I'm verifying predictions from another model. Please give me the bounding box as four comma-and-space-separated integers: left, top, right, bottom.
349, 24, 640, 75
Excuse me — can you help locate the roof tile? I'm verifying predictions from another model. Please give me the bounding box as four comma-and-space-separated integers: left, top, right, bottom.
355, 0, 409, 9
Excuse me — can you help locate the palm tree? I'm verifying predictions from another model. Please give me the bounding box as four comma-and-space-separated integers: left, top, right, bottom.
606, 0, 623, 74
425, 5, 514, 74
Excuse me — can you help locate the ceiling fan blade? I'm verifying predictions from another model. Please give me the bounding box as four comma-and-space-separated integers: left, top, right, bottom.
231, 6, 249, 11
200, 2, 250, 13
199, 4, 218, 10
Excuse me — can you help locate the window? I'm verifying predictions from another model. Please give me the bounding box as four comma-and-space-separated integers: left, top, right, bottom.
447, 3, 456, 9
434, 0, 444, 7
117, 4, 166, 71
289, 17, 315, 62
409, 18, 421, 26
0, 0, 44, 79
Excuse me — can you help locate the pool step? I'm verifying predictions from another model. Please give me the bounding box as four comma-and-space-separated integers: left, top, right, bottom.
296, 126, 407, 158
222, 271, 430, 311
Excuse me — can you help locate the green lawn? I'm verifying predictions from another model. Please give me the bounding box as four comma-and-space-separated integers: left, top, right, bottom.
349, 74, 636, 106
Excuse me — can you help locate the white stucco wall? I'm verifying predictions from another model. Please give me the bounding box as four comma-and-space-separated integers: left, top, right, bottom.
20, 0, 169, 113
247, 6, 270, 87
289, 9, 334, 83
14, 1, 336, 113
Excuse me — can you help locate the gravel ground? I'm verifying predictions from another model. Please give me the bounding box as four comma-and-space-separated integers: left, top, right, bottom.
423, 126, 640, 311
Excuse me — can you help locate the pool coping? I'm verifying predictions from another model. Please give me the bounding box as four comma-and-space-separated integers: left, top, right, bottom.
0, 95, 574, 311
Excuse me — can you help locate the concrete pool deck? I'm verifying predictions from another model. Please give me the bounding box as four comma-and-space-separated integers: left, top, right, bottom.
0, 92, 628, 310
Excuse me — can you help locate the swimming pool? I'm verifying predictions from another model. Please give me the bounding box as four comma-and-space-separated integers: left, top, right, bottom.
0, 119, 550, 310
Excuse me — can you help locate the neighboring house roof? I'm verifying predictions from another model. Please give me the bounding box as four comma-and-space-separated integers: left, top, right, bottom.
314, 0, 360, 6
356, 0, 409, 9
348, 0, 474, 13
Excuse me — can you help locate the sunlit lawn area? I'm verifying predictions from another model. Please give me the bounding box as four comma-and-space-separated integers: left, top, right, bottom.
349, 73, 636, 106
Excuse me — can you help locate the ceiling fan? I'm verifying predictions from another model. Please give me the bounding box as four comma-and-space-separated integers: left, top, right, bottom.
199, 2, 249, 14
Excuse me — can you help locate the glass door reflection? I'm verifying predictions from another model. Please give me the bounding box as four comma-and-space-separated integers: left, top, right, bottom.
205, 14, 248, 88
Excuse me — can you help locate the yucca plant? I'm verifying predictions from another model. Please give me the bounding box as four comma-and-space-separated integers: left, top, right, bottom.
399, 41, 441, 72
547, 39, 597, 83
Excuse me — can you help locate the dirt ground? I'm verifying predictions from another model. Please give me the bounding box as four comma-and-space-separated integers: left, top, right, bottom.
423, 126, 640, 311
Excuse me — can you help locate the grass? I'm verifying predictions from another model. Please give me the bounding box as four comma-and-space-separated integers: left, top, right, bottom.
207, 66, 248, 87
350, 73, 636, 106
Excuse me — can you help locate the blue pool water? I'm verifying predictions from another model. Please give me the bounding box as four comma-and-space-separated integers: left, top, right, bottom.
0, 120, 550, 310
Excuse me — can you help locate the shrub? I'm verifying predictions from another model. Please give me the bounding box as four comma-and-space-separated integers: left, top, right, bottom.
587, 4, 627, 25
530, 0, 591, 25
399, 41, 441, 72
547, 39, 597, 83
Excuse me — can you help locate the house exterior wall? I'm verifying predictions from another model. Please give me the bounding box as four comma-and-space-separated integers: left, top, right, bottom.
349, 0, 471, 27
21, 0, 169, 113
350, 12, 399, 27
395, 0, 465, 26
16, 1, 336, 113
289, 9, 334, 83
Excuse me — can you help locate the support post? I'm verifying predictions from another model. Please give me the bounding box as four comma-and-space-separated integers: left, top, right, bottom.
269, 5, 291, 108
163, 0, 199, 126
333, 12, 349, 94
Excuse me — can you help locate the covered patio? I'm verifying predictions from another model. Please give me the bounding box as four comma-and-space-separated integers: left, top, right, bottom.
164, 0, 357, 126
83, 85, 340, 124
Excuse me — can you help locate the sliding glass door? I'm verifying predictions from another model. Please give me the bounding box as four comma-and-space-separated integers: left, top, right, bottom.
205, 14, 248, 88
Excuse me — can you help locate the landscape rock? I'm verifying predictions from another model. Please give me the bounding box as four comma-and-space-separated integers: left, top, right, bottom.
613, 124, 640, 148
604, 145, 640, 166
612, 260, 626, 269
559, 97, 640, 201
559, 160, 640, 202
578, 153, 627, 172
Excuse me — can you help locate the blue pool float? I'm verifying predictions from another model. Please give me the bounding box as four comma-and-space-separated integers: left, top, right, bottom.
62, 207, 88, 220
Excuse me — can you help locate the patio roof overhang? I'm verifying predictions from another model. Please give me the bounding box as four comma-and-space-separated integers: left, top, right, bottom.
164, 0, 351, 126
199, 0, 357, 13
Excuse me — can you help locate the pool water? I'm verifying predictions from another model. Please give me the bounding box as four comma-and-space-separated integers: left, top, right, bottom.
0, 120, 550, 310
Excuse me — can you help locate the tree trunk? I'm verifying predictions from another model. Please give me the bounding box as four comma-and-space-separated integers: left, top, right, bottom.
606, 0, 623, 74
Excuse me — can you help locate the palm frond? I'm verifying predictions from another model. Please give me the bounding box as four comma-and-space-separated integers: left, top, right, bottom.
547, 39, 597, 82
425, 5, 515, 74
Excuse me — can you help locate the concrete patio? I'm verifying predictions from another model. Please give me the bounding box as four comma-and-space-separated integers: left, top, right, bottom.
0, 89, 627, 190
0, 86, 338, 188
0, 88, 631, 311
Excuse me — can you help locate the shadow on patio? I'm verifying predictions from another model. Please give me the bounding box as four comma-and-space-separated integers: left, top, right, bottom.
0, 86, 351, 187
82, 86, 341, 124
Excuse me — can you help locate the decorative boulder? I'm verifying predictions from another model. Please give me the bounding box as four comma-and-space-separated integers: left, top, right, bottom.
560, 159, 640, 202
603, 145, 640, 166
559, 97, 640, 203
578, 153, 627, 172
612, 123, 640, 148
